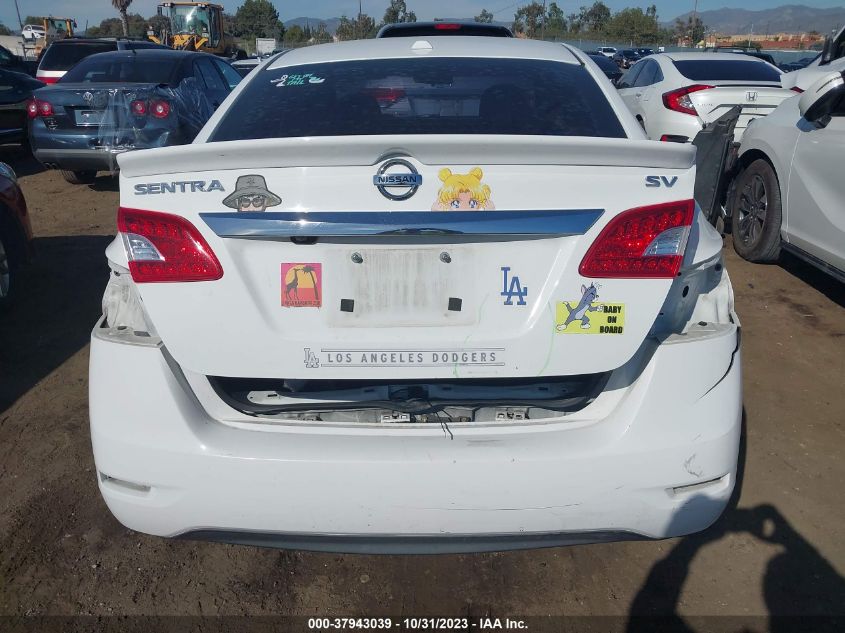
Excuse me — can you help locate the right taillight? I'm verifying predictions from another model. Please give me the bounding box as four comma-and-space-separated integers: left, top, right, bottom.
117, 207, 223, 283
579, 199, 695, 279
662, 84, 713, 116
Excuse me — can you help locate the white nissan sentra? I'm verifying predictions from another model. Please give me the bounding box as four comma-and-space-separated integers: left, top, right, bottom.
89, 37, 742, 553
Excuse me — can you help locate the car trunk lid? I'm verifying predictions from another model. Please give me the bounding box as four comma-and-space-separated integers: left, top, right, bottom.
117, 135, 696, 380
689, 82, 792, 139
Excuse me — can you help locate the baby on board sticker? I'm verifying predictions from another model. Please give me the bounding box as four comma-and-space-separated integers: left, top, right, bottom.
432, 167, 496, 211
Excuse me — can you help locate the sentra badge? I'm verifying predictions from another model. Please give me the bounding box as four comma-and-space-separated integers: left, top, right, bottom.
373, 159, 423, 201
134, 180, 225, 195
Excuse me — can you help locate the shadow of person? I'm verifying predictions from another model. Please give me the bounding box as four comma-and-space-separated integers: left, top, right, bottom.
0, 235, 112, 412
626, 411, 845, 633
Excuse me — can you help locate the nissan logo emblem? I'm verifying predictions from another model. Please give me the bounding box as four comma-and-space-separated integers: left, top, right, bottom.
373, 159, 423, 201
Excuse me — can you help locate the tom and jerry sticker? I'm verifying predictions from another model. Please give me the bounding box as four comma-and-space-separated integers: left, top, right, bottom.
432, 167, 496, 211
556, 284, 625, 335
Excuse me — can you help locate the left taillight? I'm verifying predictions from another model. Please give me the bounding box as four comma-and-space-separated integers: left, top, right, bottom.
27, 98, 54, 118
662, 84, 713, 116
118, 207, 223, 283
579, 199, 695, 279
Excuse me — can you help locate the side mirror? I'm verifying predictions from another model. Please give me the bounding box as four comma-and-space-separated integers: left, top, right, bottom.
799, 71, 845, 127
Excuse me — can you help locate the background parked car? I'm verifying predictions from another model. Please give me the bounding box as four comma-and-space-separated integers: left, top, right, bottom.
35, 38, 167, 84
29, 49, 242, 184
588, 53, 623, 84
0, 162, 33, 310
21, 25, 46, 42
597, 46, 617, 58
636, 48, 655, 58
728, 70, 845, 281
782, 26, 845, 91
0, 70, 45, 146
0, 44, 36, 77
613, 49, 641, 69
617, 52, 791, 142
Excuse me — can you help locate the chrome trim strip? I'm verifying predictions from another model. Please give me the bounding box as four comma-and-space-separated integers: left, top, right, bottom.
200, 210, 604, 238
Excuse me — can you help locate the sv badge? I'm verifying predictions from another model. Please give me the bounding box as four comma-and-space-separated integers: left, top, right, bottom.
646, 176, 679, 188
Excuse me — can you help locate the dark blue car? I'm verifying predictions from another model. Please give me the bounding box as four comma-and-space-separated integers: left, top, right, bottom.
28, 49, 241, 184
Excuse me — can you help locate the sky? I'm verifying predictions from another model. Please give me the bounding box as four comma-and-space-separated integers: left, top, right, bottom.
3, 0, 845, 31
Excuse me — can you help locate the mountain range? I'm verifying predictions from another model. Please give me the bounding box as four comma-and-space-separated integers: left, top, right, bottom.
667, 5, 845, 35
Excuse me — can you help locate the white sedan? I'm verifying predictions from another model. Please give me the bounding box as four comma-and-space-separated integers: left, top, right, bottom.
617, 52, 793, 142
89, 37, 741, 553
729, 70, 845, 281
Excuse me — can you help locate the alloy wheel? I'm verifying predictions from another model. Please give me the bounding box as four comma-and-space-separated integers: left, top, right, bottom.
737, 174, 768, 247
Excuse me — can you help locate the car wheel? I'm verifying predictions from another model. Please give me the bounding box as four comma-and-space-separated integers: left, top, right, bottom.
61, 170, 96, 185
0, 229, 15, 310
731, 159, 782, 263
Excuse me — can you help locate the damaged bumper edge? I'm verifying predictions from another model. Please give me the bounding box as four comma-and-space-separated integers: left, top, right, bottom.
88, 314, 741, 552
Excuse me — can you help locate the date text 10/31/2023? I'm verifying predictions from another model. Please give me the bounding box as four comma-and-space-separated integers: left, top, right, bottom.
307, 617, 529, 630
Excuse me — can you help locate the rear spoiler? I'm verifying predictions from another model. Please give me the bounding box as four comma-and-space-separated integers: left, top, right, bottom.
118, 135, 696, 177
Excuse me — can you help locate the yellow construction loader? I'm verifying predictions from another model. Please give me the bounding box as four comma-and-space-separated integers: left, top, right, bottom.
147, 2, 245, 58
34, 16, 77, 56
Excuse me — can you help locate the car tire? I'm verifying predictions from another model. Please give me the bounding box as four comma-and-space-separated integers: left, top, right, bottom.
61, 170, 96, 185
0, 227, 17, 311
731, 159, 782, 263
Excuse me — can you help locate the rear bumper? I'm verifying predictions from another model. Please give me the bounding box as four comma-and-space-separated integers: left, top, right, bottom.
34, 147, 123, 172
89, 321, 742, 553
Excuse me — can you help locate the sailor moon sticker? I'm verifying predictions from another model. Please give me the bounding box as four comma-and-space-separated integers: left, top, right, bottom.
432, 167, 496, 211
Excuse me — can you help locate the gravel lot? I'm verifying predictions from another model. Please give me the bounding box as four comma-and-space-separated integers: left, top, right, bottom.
1, 146, 843, 629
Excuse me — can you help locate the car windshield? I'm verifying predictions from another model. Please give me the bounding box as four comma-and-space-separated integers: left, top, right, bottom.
40, 42, 117, 71
673, 59, 782, 82
61, 56, 177, 84
210, 57, 625, 141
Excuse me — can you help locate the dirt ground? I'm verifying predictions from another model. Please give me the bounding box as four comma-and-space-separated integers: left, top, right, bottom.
1, 146, 843, 630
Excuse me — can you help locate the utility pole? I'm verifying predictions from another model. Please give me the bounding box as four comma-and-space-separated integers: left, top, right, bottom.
13, 0, 23, 30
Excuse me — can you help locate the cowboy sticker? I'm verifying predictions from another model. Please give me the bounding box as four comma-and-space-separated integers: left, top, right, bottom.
223, 175, 282, 212
282, 263, 322, 308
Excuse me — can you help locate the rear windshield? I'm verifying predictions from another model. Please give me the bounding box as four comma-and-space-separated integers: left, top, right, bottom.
590, 55, 618, 72
210, 58, 625, 141
40, 42, 117, 71
61, 57, 177, 84
673, 59, 782, 82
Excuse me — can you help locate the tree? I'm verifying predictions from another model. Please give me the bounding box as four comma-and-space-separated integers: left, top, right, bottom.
546, 3, 567, 35
674, 14, 706, 46
148, 14, 169, 37
606, 8, 660, 44
88, 14, 147, 38
234, 0, 284, 40
112, 0, 133, 37
382, 0, 416, 25
24, 16, 44, 27
512, 2, 545, 38
0, 23, 11, 36
284, 24, 306, 45
475, 9, 494, 24
579, 1, 611, 33
312, 23, 332, 43
335, 13, 376, 40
